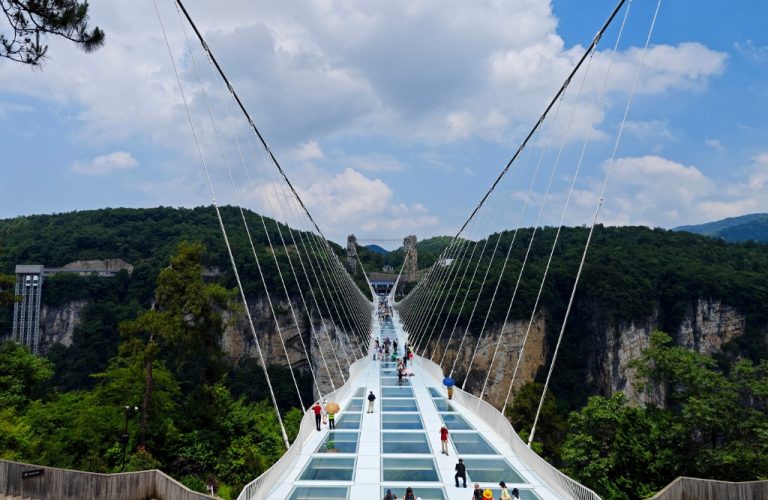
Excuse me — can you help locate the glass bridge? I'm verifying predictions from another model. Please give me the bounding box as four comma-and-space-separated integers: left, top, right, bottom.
238, 308, 599, 500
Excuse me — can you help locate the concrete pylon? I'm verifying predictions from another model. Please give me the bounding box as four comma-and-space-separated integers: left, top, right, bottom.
403, 235, 417, 282
346, 234, 358, 272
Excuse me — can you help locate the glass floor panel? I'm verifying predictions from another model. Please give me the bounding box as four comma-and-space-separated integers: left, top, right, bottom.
432, 398, 455, 412
335, 413, 361, 430
380, 486, 445, 500
382, 431, 431, 453
440, 413, 473, 430
381, 457, 439, 482
289, 486, 349, 500
353, 387, 366, 398
382, 398, 419, 412
380, 368, 399, 376
462, 458, 525, 483
428, 387, 443, 398
299, 457, 355, 481
450, 432, 498, 455
382, 413, 423, 430
381, 377, 411, 386
316, 431, 360, 454
382, 386, 414, 398
346, 399, 363, 411
380, 362, 397, 368
486, 488, 540, 500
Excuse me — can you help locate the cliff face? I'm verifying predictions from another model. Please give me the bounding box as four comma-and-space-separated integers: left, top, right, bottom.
222, 296, 357, 397
36, 295, 357, 399
421, 299, 761, 410
34, 296, 762, 408
423, 312, 547, 409
597, 299, 747, 405
38, 300, 88, 354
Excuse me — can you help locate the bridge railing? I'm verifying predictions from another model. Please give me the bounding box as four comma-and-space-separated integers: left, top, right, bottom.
237, 354, 367, 500
416, 356, 602, 500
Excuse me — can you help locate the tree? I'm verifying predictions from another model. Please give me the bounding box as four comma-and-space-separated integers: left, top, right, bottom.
119, 241, 232, 446
561, 393, 682, 499
505, 381, 566, 461
0, 341, 53, 409
1, 0, 104, 65
0, 271, 15, 305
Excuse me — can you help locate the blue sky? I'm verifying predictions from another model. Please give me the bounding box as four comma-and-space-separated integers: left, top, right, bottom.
0, 0, 766, 248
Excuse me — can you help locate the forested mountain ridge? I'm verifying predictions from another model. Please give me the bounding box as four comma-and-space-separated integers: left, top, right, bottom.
2, 208, 768, 499
675, 212, 768, 243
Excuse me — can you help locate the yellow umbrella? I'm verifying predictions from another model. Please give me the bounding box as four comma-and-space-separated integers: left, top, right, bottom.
326, 402, 340, 414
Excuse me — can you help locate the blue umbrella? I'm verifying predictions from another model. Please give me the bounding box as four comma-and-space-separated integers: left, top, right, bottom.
443, 376, 455, 387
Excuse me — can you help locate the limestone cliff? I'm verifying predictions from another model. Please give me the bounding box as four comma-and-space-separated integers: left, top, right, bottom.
422, 312, 547, 409
597, 299, 747, 405
37, 300, 88, 354
422, 298, 762, 410
222, 296, 357, 397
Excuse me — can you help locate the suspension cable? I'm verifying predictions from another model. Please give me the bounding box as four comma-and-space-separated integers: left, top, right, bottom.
152, 0, 290, 447
528, 0, 657, 446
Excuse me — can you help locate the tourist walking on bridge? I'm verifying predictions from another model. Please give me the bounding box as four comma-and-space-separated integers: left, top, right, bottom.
311, 402, 322, 431
367, 390, 376, 413
440, 425, 449, 455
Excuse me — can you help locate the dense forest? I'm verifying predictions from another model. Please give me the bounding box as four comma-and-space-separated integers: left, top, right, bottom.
2, 208, 768, 498
0, 242, 305, 498
396, 225, 768, 408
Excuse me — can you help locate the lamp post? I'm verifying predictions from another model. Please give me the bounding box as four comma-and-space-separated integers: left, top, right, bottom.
121, 405, 139, 471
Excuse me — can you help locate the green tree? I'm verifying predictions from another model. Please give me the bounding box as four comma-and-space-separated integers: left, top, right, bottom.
1, 0, 104, 65
505, 381, 566, 460
119, 241, 232, 446
0, 341, 53, 409
561, 393, 681, 499
632, 331, 768, 480
0, 271, 15, 305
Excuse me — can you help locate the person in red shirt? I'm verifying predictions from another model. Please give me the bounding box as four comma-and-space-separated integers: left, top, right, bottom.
312, 402, 322, 431
440, 425, 449, 455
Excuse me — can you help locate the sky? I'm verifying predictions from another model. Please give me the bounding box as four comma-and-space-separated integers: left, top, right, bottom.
0, 0, 766, 249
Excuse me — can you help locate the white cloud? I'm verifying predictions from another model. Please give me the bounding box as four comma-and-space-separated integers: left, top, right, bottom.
561, 154, 768, 227
289, 140, 325, 162
340, 152, 407, 172
734, 40, 768, 63
704, 138, 724, 152
70, 151, 138, 176
251, 167, 439, 240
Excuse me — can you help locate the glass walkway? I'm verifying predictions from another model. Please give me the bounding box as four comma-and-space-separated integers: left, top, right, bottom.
239, 306, 597, 500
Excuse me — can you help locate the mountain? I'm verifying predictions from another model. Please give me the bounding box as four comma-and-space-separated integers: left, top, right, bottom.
674, 213, 768, 243
364, 244, 389, 255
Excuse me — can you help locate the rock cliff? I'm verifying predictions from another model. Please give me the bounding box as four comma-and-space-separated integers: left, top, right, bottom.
31, 296, 763, 408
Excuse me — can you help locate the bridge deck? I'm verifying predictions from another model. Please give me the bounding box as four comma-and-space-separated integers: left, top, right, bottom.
262, 312, 565, 500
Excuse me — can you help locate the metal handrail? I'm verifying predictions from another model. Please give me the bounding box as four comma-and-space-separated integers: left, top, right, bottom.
237, 354, 367, 500
416, 356, 601, 500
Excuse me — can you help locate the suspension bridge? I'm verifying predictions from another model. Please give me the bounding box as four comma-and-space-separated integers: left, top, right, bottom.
28, 0, 659, 498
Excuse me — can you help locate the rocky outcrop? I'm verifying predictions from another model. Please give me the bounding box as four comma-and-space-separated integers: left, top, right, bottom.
598, 299, 748, 405
36, 295, 356, 399
221, 296, 357, 398
423, 312, 547, 409
38, 300, 88, 353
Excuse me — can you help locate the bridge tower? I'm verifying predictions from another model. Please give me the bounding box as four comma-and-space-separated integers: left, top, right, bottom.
403, 234, 417, 282
346, 234, 358, 272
